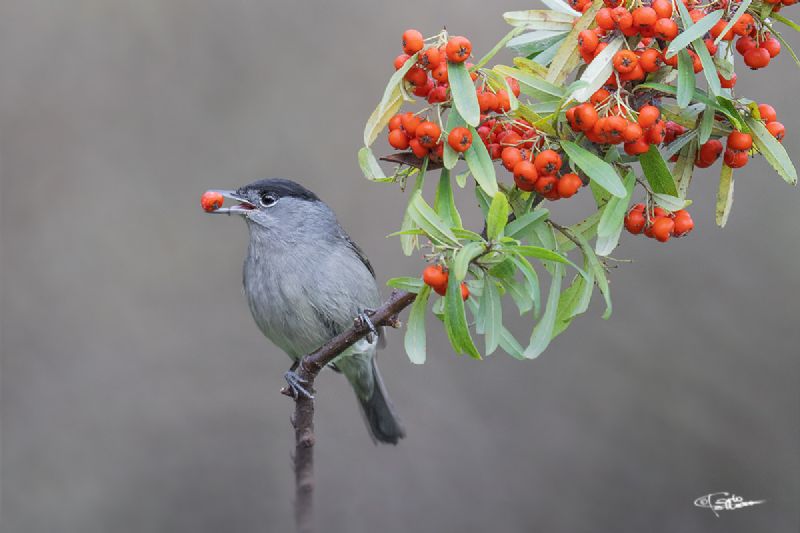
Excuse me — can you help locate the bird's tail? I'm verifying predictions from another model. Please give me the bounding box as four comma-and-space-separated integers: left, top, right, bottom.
357, 358, 405, 445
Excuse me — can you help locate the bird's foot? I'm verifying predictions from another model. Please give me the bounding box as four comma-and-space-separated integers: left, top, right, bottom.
356, 308, 379, 344
282, 370, 314, 400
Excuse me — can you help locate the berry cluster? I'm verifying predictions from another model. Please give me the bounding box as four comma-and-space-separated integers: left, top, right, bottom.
422, 264, 469, 299
624, 204, 695, 242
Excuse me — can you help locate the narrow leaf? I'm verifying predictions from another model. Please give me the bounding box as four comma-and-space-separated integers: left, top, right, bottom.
481, 277, 503, 355
596, 170, 635, 256
560, 140, 626, 197
386, 277, 424, 293
505, 209, 549, 239
745, 116, 798, 184
667, 9, 724, 58
408, 190, 460, 247
676, 49, 696, 108
448, 61, 480, 127
639, 145, 679, 196
487, 192, 510, 240
523, 262, 564, 358
503, 9, 576, 26
404, 286, 429, 364
453, 242, 487, 280
571, 35, 624, 102
493, 64, 564, 99
472, 26, 525, 70
547, 0, 601, 84
435, 168, 463, 228
363, 86, 404, 146
716, 164, 734, 227
357, 146, 386, 181
464, 127, 499, 195
444, 265, 481, 359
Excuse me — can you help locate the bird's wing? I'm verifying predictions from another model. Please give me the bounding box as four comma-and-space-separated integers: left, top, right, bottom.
343, 234, 375, 278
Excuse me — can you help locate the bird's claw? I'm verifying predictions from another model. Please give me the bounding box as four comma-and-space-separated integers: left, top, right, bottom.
356, 309, 379, 344
282, 370, 314, 400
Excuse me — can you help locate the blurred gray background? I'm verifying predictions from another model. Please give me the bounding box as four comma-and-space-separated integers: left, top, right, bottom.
1, 1, 798, 532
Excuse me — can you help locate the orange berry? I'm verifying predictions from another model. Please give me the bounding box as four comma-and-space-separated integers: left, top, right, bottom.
651, 217, 674, 242
388, 129, 410, 150
418, 47, 441, 70
758, 103, 777, 123
501, 147, 523, 171
654, 18, 678, 40
534, 149, 563, 175
766, 121, 785, 142
201, 190, 224, 212
415, 121, 441, 148
447, 127, 473, 152
534, 175, 558, 195
513, 160, 538, 192
613, 49, 638, 73
394, 54, 410, 70
557, 173, 582, 198
639, 48, 663, 72
423, 265, 448, 292
402, 29, 424, 55
409, 137, 429, 158
460, 282, 470, 301
445, 36, 472, 63
632, 7, 658, 29
637, 105, 660, 128
431, 62, 449, 83
624, 209, 646, 234
727, 131, 752, 151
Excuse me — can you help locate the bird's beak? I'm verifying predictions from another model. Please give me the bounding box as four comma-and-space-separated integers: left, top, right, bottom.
206, 190, 256, 215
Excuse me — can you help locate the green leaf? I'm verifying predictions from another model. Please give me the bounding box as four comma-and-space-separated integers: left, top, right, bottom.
503, 277, 534, 315
546, 0, 601, 84
772, 12, 800, 32
716, 164, 734, 227
453, 242, 487, 280
639, 145, 679, 196
499, 326, 526, 360
511, 254, 541, 317
713, 0, 752, 46
399, 170, 426, 255
507, 30, 570, 57
503, 9, 576, 27
560, 140, 626, 197
472, 26, 526, 70
698, 106, 714, 144
507, 245, 572, 265
386, 276, 424, 293
408, 190, 460, 247
667, 9, 723, 58
486, 192, 510, 240
404, 286, 429, 364
464, 127, 499, 196
675, 140, 698, 199
715, 96, 747, 131
745, 116, 798, 185
523, 262, 564, 358
540, 0, 581, 16
364, 52, 418, 145
676, 50, 696, 108
596, 170, 635, 256
452, 227, 485, 241
443, 109, 467, 170
653, 193, 690, 211
552, 274, 585, 339
635, 82, 730, 118
505, 209, 549, 239
481, 277, 503, 355
448, 61, 480, 127
493, 64, 564, 100
663, 129, 698, 160
444, 265, 481, 359
435, 169, 463, 229
571, 35, 624, 102
363, 86, 404, 147
573, 232, 612, 319
357, 146, 386, 181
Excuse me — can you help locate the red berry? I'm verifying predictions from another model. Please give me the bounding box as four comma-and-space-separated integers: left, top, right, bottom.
201, 190, 224, 212
415, 121, 441, 148
744, 47, 771, 69
402, 29, 424, 55
651, 217, 675, 242
758, 103, 777, 123
388, 129, 410, 150
637, 105, 660, 128
445, 36, 472, 63
447, 127, 473, 152
557, 173, 582, 198
727, 131, 753, 151
766, 121, 785, 142
760, 37, 781, 58
460, 282, 470, 301
534, 149, 563, 176
513, 160, 538, 192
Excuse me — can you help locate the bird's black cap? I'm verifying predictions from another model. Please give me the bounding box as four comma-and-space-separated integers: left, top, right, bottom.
236, 179, 319, 202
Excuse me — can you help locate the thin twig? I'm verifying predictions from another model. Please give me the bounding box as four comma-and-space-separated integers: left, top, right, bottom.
285, 289, 417, 533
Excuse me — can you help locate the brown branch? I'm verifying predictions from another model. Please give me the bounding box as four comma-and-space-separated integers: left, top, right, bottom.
284, 289, 417, 533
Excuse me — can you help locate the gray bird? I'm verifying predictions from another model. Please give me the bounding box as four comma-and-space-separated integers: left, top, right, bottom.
207, 179, 405, 444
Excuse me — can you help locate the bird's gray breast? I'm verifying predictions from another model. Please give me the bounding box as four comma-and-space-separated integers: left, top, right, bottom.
243, 235, 380, 360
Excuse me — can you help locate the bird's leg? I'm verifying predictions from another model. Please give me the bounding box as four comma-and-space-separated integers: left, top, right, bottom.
356, 308, 379, 344
282, 362, 314, 400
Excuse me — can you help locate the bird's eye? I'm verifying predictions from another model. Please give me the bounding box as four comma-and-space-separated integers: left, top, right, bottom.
260, 193, 278, 207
